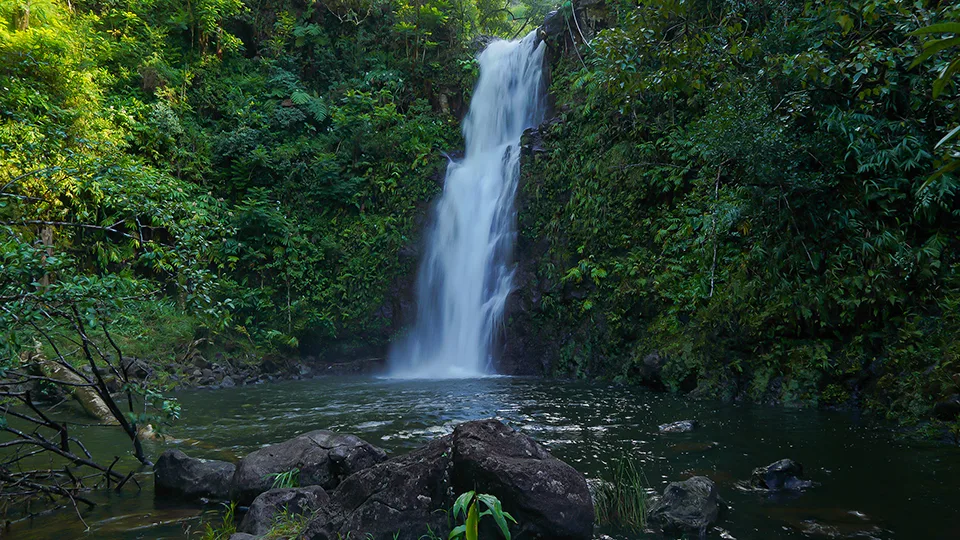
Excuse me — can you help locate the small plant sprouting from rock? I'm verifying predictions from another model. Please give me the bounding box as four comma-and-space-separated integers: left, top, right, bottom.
448, 491, 517, 540
593, 458, 648, 532
268, 468, 301, 489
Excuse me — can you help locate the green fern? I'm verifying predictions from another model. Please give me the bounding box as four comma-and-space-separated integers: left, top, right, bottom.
290, 91, 328, 123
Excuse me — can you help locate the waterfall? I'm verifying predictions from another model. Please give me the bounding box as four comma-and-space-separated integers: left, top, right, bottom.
388, 31, 546, 378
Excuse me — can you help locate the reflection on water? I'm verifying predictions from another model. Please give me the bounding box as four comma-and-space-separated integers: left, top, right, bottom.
7, 376, 960, 539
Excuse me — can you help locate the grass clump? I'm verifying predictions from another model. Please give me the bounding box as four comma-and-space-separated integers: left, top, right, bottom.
268, 468, 301, 489
199, 502, 237, 540
262, 509, 312, 539
593, 458, 648, 532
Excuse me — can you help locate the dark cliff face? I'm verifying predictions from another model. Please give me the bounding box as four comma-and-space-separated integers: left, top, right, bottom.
495, 126, 560, 376
495, 3, 615, 376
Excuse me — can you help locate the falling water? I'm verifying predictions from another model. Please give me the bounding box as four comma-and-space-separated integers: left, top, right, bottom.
389, 32, 546, 378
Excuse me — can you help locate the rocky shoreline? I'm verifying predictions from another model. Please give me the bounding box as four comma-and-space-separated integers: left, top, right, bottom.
151, 355, 387, 392
156, 419, 594, 539
156, 416, 823, 539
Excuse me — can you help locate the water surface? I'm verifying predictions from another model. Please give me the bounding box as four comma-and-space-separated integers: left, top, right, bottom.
9, 377, 960, 539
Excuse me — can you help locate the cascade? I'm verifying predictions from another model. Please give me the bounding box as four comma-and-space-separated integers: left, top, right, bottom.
388, 31, 546, 378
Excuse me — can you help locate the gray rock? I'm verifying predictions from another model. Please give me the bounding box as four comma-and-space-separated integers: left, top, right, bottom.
228, 534, 258, 540
120, 357, 150, 379
221, 376, 236, 388
306, 419, 593, 540
452, 419, 594, 540
154, 450, 235, 501
648, 476, 720, 535
239, 486, 329, 536
541, 9, 566, 43
305, 436, 455, 540
232, 431, 386, 505
750, 459, 813, 491
659, 420, 697, 433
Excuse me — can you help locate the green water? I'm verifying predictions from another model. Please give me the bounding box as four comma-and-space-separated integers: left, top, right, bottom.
6, 376, 960, 539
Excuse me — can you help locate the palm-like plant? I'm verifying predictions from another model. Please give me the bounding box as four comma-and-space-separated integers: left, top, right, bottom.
910, 22, 960, 178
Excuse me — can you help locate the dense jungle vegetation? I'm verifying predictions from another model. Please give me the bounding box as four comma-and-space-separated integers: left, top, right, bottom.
2, 0, 960, 528
2, 0, 960, 458
0, 0, 554, 372
0, 0, 550, 505
519, 0, 960, 429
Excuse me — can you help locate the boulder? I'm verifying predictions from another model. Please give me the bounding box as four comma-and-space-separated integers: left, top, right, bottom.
521, 127, 547, 156
305, 436, 455, 540
648, 476, 720, 535
750, 459, 813, 491
933, 394, 960, 421
451, 419, 594, 540
154, 450, 235, 501
239, 486, 329, 536
232, 431, 387, 505
541, 10, 566, 43
659, 420, 697, 433
228, 534, 258, 540
638, 351, 666, 388
306, 419, 593, 540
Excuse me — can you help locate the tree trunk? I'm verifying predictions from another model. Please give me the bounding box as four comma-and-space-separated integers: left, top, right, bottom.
38, 360, 119, 425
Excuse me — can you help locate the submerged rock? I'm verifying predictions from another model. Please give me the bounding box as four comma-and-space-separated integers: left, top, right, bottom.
154, 450, 234, 501
750, 459, 813, 491
648, 476, 721, 536
659, 420, 698, 433
239, 486, 329, 536
232, 430, 387, 505
452, 419, 594, 539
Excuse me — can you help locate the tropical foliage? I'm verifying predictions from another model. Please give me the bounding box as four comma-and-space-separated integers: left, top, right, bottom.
518, 0, 960, 426
0, 0, 541, 518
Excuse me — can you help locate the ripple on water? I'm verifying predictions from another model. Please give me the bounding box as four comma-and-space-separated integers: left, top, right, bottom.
7, 376, 960, 540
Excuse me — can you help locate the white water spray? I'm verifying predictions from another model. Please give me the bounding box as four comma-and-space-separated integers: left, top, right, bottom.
389, 32, 547, 378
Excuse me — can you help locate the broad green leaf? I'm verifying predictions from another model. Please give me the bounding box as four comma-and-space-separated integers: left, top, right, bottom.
452, 491, 474, 519
936, 125, 960, 149
466, 500, 479, 540
932, 58, 960, 97
448, 525, 466, 540
909, 22, 960, 36
908, 36, 960, 69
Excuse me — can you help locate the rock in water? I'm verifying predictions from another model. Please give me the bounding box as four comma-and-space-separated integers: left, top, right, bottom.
305, 419, 594, 540
154, 450, 235, 501
239, 486, 329, 536
750, 459, 813, 491
659, 420, 698, 433
305, 436, 455, 540
648, 476, 721, 535
232, 431, 387, 505
452, 419, 594, 540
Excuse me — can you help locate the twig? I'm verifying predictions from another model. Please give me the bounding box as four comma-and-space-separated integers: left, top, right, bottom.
0, 220, 135, 239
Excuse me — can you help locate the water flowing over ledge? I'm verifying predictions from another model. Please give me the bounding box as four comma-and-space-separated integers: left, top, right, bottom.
388, 31, 547, 379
